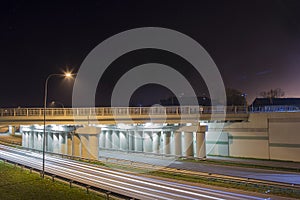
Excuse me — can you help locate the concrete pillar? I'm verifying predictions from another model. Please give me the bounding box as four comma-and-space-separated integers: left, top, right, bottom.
143, 132, 153, 153
27, 132, 30, 148
105, 130, 112, 149
37, 133, 43, 150
170, 132, 175, 155
152, 132, 160, 154
128, 131, 134, 151
21, 132, 25, 147
73, 134, 81, 157
112, 131, 120, 150
59, 133, 67, 155
80, 134, 89, 158
196, 132, 206, 158
89, 134, 99, 160
33, 132, 38, 149
26, 132, 29, 148
134, 131, 143, 152
30, 132, 35, 149
26, 132, 30, 148
53, 133, 60, 153
163, 131, 171, 155
9, 125, 15, 135
99, 131, 106, 148
67, 133, 72, 156
174, 131, 182, 156
46, 132, 53, 152
183, 132, 193, 157
119, 131, 128, 151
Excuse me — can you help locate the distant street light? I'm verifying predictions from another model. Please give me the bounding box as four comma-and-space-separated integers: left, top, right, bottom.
42, 72, 75, 178
241, 93, 248, 112
50, 101, 65, 108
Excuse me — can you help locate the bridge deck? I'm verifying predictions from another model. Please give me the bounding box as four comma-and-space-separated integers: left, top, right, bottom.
0, 106, 249, 125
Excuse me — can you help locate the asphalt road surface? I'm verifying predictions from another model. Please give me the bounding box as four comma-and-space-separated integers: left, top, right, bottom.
0, 144, 275, 200
99, 150, 300, 185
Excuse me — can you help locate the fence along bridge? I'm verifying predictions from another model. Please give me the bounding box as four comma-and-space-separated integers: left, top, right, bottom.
0, 106, 249, 125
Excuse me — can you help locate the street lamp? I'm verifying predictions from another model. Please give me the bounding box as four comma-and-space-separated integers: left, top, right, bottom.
241, 93, 248, 113
50, 101, 65, 108
42, 72, 74, 178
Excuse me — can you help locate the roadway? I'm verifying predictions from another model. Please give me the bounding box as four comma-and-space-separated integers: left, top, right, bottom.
0, 144, 271, 200
99, 150, 300, 185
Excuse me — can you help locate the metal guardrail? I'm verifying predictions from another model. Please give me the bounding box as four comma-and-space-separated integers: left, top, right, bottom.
1, 105, 299, 118
250, 105, 300, 112
0, 106, 248, 117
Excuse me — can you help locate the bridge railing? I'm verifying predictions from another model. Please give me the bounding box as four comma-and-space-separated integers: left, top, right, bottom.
250, 105, 300, 112
0, 106, 249, 117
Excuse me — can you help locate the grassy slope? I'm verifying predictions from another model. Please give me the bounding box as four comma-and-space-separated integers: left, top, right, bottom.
0, 161, 105, 200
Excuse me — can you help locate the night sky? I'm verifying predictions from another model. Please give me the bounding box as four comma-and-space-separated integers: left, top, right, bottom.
1, 0, 300, 107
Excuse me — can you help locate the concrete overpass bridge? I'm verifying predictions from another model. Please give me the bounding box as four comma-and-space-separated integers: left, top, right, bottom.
1, 106, 300, 162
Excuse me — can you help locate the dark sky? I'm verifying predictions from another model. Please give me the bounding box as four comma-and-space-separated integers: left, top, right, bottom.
1, 0, 300, 107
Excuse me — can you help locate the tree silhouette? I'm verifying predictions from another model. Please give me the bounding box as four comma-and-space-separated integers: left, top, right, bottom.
226, 88, 246, 106
260, 88, 285, 98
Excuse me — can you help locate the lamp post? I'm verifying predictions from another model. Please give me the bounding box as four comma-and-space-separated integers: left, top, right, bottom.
241, 93, 247, 113
50, 101, 65, 108
42, 72, 73, 178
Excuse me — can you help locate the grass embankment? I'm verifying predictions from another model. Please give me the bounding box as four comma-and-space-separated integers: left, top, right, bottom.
0, 161, 105, 200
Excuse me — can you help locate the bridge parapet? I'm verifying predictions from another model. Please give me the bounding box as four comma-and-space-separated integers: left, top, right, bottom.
0, 106, 249, 125
0, 106, 248, 117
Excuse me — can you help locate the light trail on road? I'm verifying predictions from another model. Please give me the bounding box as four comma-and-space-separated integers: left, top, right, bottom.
0, 144, 270, 200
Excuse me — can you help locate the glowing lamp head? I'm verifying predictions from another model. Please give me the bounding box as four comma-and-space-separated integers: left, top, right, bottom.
65, 72, 72, 78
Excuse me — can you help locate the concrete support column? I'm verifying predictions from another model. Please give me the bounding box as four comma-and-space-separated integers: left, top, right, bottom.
21, 132, 24, 147
170, 132, 175, 155
37, 133, 43, 150
26, 132, 30, 148
46, 132, 53, 152
112, 131, 120, 150
183, 132, 193, 157
75, 126, 101, 160
30, 132, 35, 149
53, 133, 60, 153
21, 132, 26, 147
99, 131, 106, 148
119, 131, 128, 151
134, 131, 143, 152
143, 132, 153, 153
9, 125, 15, 135
67, 133, 72, 156
128, 131, 134, 151
174, 131, 182, 156
89, 134, 99, 160
59, 133, 67, 155
27, 132, 30, 148
73, 134, 81, 157
152, 132, 160, 154
80, 135, 89, 158
163, 131, 171, 155
33, 132, 38, 149
195, 131, 206, 158
105, 130, 112, 149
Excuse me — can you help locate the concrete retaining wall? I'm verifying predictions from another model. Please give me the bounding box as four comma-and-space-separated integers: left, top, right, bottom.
206, 112, 300, 162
